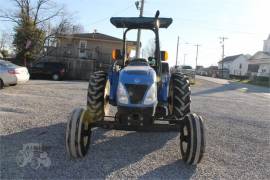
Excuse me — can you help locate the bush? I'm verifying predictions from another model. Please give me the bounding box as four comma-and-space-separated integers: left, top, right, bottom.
255, 76, 269, 82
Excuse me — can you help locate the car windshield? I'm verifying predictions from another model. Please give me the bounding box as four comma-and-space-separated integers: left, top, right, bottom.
181, 65, 192, 69
0, 60, 17, 68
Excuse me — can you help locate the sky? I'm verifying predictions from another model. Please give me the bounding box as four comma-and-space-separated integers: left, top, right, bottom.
0, 0, 270, 68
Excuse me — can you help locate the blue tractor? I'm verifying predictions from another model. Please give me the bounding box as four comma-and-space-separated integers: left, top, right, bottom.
66, 11, 205, 165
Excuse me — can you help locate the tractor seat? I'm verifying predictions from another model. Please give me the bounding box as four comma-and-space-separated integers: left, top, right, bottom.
127, 58, 149, 66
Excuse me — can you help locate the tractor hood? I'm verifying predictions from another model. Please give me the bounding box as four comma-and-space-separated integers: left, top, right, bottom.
119, 65, 156, 85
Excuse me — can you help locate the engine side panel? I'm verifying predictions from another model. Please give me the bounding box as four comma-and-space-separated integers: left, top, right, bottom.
158, 73, 170, 104
108, 66, 119, 105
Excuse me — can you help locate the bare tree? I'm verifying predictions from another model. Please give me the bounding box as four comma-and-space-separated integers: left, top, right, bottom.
0, 0, 65, 63
0, 0, 64, 27
0, 31, 9, 50
0, 0, 85, 63
0, 30, 13, 57
36, 14, 84, 60
143, 38, 156, 58
42, 13, 84, 53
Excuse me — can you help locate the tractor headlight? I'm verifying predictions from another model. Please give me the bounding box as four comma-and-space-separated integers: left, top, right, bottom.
143, 83, 157, 105
117, 82, 129, 104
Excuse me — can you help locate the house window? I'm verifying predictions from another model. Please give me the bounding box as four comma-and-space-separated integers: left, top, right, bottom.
239, 64, 242, 69
79, 41, 86, 53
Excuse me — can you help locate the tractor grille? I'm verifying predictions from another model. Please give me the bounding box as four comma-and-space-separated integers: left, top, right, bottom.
124, 84, 148, 104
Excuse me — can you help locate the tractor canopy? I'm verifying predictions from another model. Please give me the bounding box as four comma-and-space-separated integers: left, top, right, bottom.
110, 17, 173, 29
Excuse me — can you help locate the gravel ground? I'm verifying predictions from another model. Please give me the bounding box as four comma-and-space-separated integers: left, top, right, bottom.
0, 79, 269, 179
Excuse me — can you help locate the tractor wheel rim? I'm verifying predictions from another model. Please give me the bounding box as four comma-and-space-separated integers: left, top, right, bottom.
80, 119, 91, 149
180, 123, 191, 157
104, 80, 110, 116
53, 74, 59, 80
168, 83, 173, 114
181, 126, 189, 153
83, 121, 89, 146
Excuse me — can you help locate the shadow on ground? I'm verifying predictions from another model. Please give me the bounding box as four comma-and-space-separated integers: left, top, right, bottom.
0, 123, 196, 179
192, 81, 269, 96
21, 80, 88, 86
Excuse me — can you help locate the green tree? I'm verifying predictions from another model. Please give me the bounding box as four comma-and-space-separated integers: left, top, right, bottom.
13, 18, 45, 62
0, 50, 9, 58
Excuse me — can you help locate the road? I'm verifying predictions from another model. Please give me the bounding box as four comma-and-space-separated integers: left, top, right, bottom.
0, 79, 269, 179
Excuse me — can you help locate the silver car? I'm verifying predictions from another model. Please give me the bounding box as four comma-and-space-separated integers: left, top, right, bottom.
0, 60, 30, 89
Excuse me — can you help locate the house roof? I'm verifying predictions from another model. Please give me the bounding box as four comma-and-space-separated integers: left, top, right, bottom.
57, 32, 136, 44
250, 51, 270, 59
218, 54, 243, 63
249, 51, 270, 65
72, 33, 123, 41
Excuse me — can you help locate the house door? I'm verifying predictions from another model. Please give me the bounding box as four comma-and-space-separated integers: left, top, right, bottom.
79, 40, 87, 58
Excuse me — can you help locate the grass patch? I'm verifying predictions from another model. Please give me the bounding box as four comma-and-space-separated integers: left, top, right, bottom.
238, 79, 270, 87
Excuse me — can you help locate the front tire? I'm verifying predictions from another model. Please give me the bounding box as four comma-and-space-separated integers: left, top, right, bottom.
66, 108, 91, 158
169, 73, 191, 119
87, 71, 108, 121
180, 113, 205, 165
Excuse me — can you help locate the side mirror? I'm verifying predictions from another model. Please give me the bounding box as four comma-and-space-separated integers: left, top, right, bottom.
148, 57, 156, 66
112, 49, 122, 60
160, 51, 168, 61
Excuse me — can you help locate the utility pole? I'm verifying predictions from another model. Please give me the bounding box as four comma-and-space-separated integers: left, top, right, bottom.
194, 44, 200, 81
183, 53, 187, 65
175, 36, 179, 66
219, 37, 228, 78
135, 0, 144, 58
194, 44, 201, 70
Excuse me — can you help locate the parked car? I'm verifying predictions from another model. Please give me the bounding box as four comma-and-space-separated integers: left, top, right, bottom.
29, 62, 66, 81
0, 59, 30, 89
170, 65, 196, 84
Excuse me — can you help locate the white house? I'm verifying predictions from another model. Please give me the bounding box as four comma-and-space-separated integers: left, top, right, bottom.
248, 51, 270, 77
218, 54, 251, 76
247, 35, 270, 78
263, 34, 270, 53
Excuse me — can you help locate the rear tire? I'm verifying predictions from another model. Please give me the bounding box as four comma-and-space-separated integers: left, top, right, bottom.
169, 73, 191, 119
180, 113, 205, 165
52, 74, 60, 81
66, 108, 91, 158
0, 79, 3, 89
87, 71, 108, 121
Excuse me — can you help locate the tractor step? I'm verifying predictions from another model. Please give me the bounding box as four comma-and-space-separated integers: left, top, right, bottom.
92, 121, 180, 132
92, 116, 182, 132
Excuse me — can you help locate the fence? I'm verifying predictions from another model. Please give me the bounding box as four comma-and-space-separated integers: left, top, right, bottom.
39, 46, 114, 80
38, 56, 95, 80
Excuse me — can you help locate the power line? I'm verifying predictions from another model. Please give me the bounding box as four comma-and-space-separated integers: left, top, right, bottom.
173, 20, 268, 36
89, 4, 134, 26
173, 16, 252, 29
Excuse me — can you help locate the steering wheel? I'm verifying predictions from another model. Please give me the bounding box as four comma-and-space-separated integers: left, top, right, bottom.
129, 58, 148, 66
